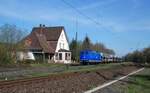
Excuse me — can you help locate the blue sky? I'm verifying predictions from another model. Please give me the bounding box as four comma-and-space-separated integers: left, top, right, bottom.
0, 0, 150, 56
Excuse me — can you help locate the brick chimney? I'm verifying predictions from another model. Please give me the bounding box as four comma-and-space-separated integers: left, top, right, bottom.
43, 24, 45, 27
39, 24, 43, 35
39, 24, 42, 27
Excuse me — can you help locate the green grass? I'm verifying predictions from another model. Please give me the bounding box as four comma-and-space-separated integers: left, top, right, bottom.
124, 68, 150, 93
30, 62, 130, 72
30, 63, 65, 67
28, 62, 132, 77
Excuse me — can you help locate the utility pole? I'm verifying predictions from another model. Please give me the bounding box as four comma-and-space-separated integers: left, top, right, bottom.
75, 17, 78, 62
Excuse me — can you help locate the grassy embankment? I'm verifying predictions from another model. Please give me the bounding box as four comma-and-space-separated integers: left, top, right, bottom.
0, 62, 133, 80
29, 62, 132, 77
124, 68, 150, 93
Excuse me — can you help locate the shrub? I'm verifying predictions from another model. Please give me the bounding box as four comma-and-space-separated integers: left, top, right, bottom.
0, 44, 15, 66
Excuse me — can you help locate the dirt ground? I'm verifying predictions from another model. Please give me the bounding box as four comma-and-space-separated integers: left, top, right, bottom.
0, 64, 141, 93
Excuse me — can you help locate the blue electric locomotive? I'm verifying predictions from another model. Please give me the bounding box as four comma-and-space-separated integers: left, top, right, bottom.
80, 50, 103, 65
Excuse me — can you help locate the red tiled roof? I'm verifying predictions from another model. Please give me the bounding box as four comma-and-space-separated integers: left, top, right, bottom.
32, 27, 64, 41
23, 26, 64, 53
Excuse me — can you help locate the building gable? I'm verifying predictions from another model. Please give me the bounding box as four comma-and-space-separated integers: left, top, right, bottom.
55, 29, 69, 52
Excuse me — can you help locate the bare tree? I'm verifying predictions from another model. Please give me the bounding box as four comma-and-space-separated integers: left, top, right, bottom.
0, 24, 27, 64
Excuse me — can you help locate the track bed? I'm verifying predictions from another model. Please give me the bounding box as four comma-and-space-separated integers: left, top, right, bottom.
0, 64, 142, 93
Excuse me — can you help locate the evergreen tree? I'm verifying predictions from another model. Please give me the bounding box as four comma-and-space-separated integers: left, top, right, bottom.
82, 35, 92, 50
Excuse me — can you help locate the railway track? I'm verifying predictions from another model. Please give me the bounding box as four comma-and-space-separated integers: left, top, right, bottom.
0, 71, 81, 93
0, 76, 49, 87
0, 72, 77, 87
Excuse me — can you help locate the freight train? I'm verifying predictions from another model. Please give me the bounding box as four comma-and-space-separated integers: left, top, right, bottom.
80, 50, 122, 65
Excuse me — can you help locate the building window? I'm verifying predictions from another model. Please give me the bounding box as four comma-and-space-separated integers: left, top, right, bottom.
61, 34, 64, 39
55, 53, 58, 60
63, 43, 64, 49
59, 43, 61, 49
65, 53, 67, 60
68, 53, 71, 60
59, 53, 62, 60
65, 53, 71, 60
